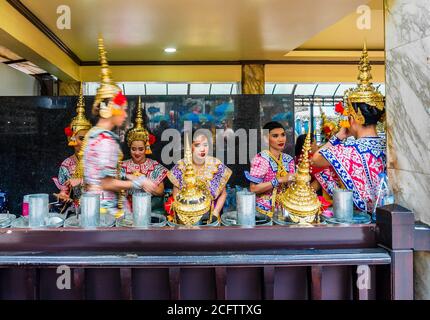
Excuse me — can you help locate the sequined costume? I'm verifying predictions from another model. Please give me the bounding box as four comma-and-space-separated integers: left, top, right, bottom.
168, 156, 231, 203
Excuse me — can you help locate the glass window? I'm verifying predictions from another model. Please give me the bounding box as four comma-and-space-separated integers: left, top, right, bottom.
84, 82, 98, 95
264, 83, 275, 94
314, 84, 340, 96
145, 83, 167, 95
167, 83, 188, 95
294, 84, 318, 96
273, 83, 295, 94
230, 83, 239, 94
210, 83, 233, 95
119, 82, 145, 95
189, 83, 211, 95
334, 83, 356, 97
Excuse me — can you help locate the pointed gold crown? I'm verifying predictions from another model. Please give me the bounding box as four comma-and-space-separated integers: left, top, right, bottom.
172, 133, 212, 226
126, 96, 152, 153
67, 82, 92, 146
93, 37, 122, 111
278, 129, 321, 224
344, 43, 385, 112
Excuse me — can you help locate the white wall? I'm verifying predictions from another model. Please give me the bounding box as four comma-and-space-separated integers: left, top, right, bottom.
0, 63, 39, 96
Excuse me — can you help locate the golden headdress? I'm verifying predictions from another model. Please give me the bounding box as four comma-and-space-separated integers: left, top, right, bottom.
65, 82, 92, 146
171, 133, 212, 226
278, 129, 321, 225
93, 37, 127, 118
341, 43, 385, 125
126, 96, 152, 154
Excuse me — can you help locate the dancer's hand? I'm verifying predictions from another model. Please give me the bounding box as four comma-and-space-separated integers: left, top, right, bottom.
140, 178, 158, 194
53, 192, 72, 203
67, 178, 82, 188
336, 127, 351, 140
133, 176, 157, 194
278, 173, 295, 184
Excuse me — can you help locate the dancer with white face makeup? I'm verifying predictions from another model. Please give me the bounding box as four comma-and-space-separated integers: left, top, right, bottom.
168, 131, 232, 218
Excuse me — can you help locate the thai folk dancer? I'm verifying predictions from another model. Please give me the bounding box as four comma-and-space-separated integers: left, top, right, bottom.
311, 44, 386, 213
121, 96, 168, 213
245, 121, 296, 217
167, 130, 232, 220
53, 83, 91, 209
81, 38, 152, 219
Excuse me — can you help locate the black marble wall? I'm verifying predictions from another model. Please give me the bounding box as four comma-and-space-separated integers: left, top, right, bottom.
0, 95, 294, 214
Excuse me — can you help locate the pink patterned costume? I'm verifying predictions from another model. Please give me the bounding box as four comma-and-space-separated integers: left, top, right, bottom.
120, 158, 168, 212
83, 127, 123, 217
314, 137, 386, 212
245, 150, 295, 216
52, 155, 81, 208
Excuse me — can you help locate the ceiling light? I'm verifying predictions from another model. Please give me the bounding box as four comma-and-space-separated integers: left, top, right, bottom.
164, 47, 177, 53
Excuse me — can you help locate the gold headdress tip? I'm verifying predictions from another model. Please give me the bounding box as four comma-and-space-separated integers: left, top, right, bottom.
341, 41, 385, 115
126, 96, 149, 146
69, 82, 91, 135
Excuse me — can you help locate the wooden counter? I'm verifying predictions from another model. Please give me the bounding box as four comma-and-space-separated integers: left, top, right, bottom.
0, 205, 422, 300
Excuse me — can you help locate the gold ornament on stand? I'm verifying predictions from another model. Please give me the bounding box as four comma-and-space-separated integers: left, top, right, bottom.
126, 96, 152, 154
278, 129, 321, 225
171, 134, 212, 226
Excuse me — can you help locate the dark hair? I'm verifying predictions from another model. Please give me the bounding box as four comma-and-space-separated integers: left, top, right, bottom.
294, 134, 314, 158
191, 128, 213, 145
295, 134, 307, 158
352, 102, 385, 126
263, 121, 285, 132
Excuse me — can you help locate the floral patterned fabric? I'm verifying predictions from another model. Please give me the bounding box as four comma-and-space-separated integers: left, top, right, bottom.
314, 136, 386, 212
120, 158, 168, 212
83, 127, 123, 217
245, 150, 295, 216
52, 155, 81, 207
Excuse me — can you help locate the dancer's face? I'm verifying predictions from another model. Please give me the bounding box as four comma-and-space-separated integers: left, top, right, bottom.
268, 128, 286, 152
73, 130, 88, 153
130, 140, 146, 164
192, 134, 209, 164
